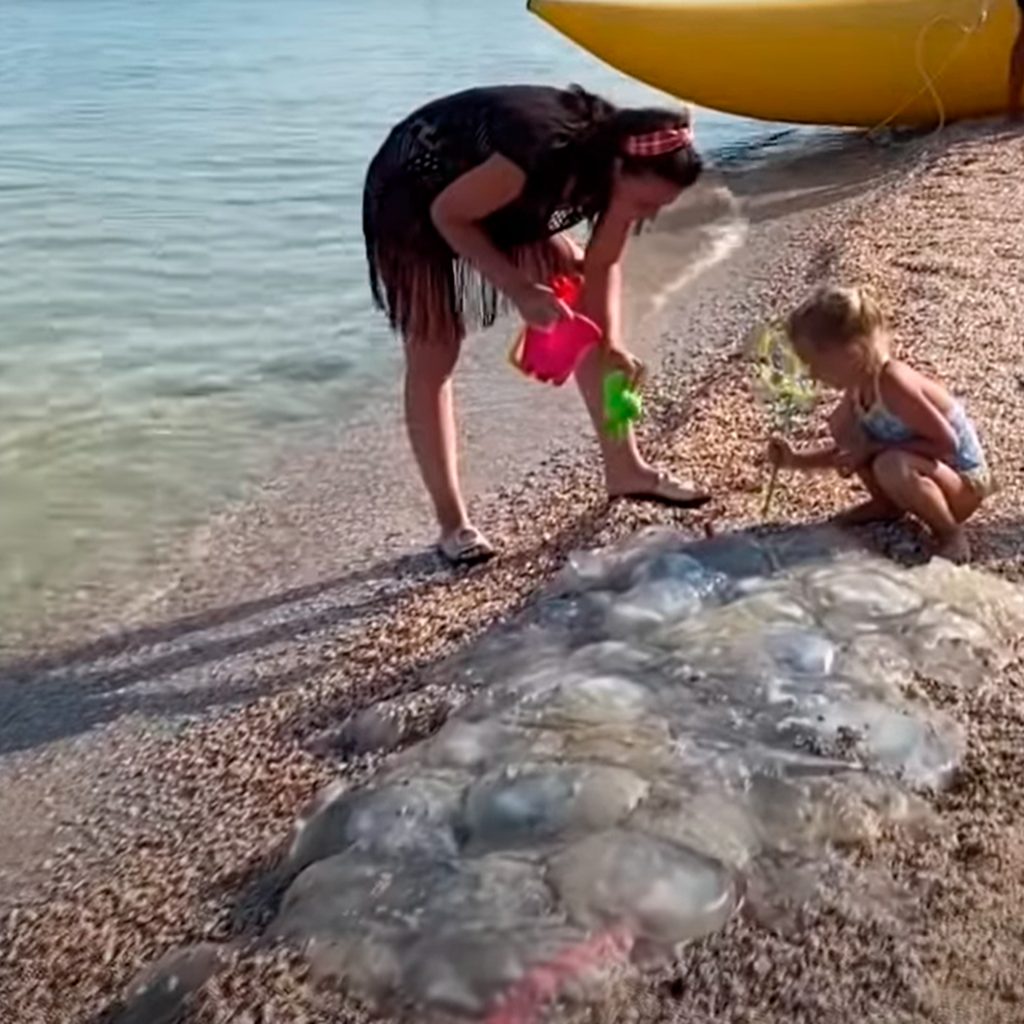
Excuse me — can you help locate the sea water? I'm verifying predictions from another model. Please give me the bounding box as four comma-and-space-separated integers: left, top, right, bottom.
0, 0, 806, 636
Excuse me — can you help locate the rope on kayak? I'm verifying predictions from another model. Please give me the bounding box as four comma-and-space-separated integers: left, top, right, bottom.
868, 0, 994, 137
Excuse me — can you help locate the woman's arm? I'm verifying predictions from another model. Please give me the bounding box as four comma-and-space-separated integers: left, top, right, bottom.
879, 364, 959, 462
430, 155, 567, 326
578, 209, 632, 349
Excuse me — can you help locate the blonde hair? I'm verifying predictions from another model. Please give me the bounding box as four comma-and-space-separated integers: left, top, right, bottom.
787, 284, 890, 373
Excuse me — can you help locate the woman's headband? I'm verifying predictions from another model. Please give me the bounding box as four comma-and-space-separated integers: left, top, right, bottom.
622, 126, 693, 157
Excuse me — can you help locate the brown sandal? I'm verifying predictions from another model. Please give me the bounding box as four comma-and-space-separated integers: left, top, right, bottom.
615, 471, 712, 510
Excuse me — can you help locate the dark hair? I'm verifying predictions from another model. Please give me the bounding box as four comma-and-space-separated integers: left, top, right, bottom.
550, 86, 703, 221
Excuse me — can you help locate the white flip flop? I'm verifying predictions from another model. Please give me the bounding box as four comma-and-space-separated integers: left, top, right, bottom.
437, 526, 496, 567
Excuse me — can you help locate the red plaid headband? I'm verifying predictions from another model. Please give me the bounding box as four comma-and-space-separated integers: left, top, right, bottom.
622, 126, 693, 157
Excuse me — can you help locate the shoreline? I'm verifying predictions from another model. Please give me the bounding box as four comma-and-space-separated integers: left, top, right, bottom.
4, 122, 1023, 1023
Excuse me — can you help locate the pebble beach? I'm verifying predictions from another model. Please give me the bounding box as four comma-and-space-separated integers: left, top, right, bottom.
4, 121, 1024, 1024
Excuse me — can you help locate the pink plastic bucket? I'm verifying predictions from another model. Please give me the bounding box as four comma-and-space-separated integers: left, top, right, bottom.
509, 275, 602, 386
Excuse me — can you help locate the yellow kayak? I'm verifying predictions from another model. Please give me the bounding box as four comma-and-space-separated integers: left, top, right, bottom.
528, 0, 1018, 127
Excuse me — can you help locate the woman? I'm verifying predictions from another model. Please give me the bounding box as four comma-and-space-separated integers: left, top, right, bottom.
363, 84, 710, 565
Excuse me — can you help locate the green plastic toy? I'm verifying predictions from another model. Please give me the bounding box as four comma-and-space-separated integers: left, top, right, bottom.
603, 371, 643, 440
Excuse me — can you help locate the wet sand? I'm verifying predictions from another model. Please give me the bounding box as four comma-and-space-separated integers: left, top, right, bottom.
4, 122, 1024, 1023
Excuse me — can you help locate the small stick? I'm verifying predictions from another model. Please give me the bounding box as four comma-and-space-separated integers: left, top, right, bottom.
761, 461, 780, 519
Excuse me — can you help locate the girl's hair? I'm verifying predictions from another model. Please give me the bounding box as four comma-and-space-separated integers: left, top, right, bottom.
552, 86, 703, 221
787, 284, 890, 372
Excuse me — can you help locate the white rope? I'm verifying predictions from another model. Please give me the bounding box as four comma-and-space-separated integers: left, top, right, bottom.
867, 0, 994, 139
843, 0, 997, 227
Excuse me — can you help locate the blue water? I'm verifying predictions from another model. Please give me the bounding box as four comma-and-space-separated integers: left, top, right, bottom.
0, 0, 789, 630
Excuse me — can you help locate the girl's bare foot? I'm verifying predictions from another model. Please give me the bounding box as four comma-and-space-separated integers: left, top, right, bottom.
935, 528, 971, 565
832, 498, 902, 527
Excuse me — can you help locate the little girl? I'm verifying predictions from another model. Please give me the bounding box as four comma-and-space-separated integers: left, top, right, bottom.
767, 284, 993, 563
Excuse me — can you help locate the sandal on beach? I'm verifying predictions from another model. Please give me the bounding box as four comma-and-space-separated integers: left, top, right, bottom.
438, 526, 496, 567
614, 471, 712, 511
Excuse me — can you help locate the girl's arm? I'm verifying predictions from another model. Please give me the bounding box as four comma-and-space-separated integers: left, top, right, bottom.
431, 155, 569, 327
878, 364, 959, 462
769, 437, 842, 472
791, 445, 843, 471
828, 392, 861, 450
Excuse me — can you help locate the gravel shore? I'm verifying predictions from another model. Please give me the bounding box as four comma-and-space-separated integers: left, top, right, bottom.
3, 122, 1024, 1024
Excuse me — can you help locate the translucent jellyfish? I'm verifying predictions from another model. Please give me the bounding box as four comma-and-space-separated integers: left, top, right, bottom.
460, 764, 650, 852
605, 577, 709, 638
782, 700, 963, 789
685, 535, 775, 581
274, 852, 563, 1010
556, 718, 676, 778
807, 564, 924, 626
630, 551, 729, 599
287, 774, 463, 874
419, 719, 532, 773
764, 525, 859, 571
909, 603, 998, 658
549, 830, 736, 951
558, 547, 626, 593
565, 639, 660, 678
400, 921, 591, 1016
763, 627, 837, 677
660, 585, 816, 660
629, 784, 762, 869
273, 855, 435, 1000
530, 672, 652, 727
126, 533, 1024, 1024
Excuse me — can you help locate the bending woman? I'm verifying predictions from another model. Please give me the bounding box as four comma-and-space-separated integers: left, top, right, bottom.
363, 84, 709, 565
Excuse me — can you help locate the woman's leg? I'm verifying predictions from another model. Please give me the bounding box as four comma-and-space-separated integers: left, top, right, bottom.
404, 333, 467, 533
870, 449, 981, 562
403, 310, 494, 562
549, 235, 708, 504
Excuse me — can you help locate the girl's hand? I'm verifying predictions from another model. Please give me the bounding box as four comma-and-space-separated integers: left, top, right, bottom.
833, 438, 876, 477
513, 282, 572, 330
604, 344, 646, 386
767, 437, 795, 469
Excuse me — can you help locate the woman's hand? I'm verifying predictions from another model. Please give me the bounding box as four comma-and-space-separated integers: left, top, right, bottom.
604, 344, 646, 385
512, 281, 572, 330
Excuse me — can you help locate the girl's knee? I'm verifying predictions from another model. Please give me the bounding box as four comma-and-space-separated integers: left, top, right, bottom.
870, 448, 913, 487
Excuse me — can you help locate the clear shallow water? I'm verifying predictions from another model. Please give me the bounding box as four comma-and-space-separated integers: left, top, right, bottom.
0, 0, 800, 632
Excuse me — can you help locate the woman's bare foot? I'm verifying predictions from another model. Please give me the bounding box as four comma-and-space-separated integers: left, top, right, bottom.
832, 498, 902, 527
934, 528, 971, 565
608, 467, 712, 510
